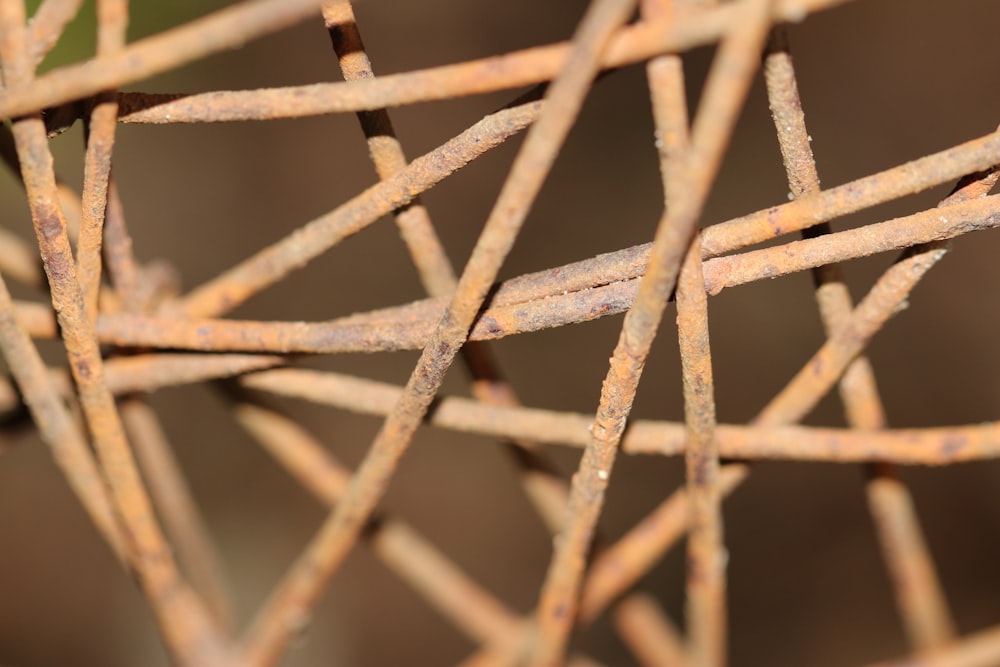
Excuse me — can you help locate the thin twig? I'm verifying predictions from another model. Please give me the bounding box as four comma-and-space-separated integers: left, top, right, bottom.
0, 353, 281, 418
5, 361, 999, 467
323, 1, 457, 298
104, 353, 284, 395
701, 129, 1000, 257
101, 178, 148, 309
705, 194, 1000, 295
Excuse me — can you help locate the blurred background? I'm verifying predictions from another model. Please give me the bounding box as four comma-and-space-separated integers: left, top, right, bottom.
1, 0, 999, 665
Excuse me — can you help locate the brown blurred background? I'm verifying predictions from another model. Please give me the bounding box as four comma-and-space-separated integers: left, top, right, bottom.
1, 0, 999, 665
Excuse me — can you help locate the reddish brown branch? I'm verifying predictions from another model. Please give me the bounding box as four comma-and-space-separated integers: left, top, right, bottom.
651, 1, 726, 661
678, 238, 725, 667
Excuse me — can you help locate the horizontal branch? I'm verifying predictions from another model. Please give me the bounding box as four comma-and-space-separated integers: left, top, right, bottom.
0, 0, 324, 120
11, 193, 998, 355
12, 355, 990, 467
105, 0, 852, 124
239, 368, 1000, 465
863, 623, 1000, 667
706, 195, 1000, 294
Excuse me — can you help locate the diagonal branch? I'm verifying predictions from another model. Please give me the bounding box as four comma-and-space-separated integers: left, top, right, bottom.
237, 1, 637, 663
323, 0, 575, 540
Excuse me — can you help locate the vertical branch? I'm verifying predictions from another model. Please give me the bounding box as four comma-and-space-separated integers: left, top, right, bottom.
530, 0, 772, 664
0, 5, 231, 665
239, 1, 636, 663
677, 238, 725, 667
77, 0, 127, 324
92, 2, 235, 635
763, 26, 965, 650
644, 0, 727, 663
